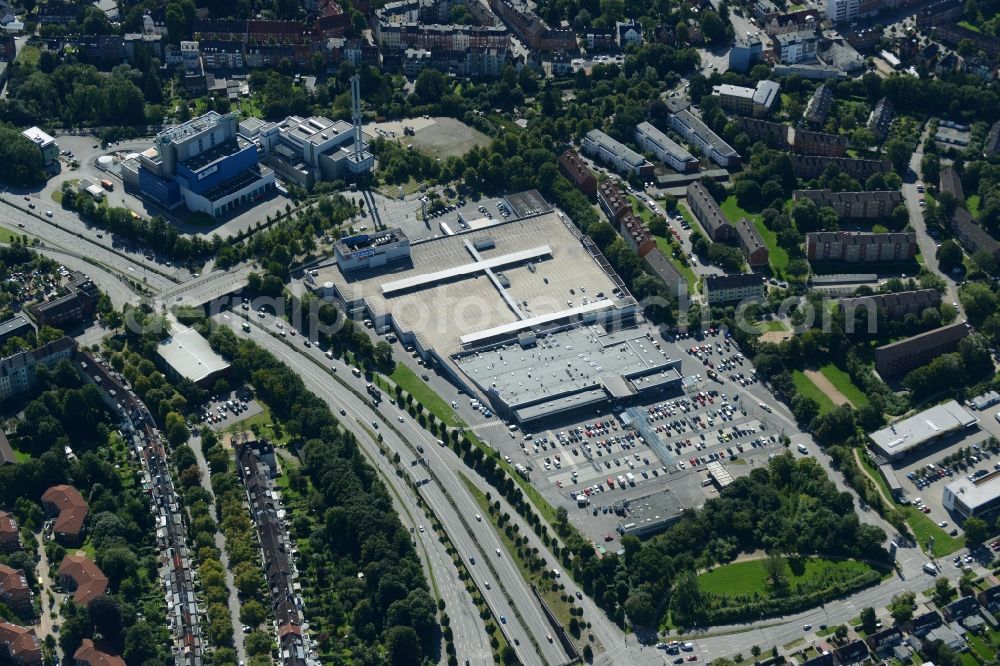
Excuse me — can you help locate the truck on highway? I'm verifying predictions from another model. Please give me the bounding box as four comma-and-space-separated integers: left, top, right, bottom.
366, 382, 382, 403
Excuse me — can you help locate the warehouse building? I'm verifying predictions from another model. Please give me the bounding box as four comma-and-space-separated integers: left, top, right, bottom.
868, 400, 978, 461
156, 317, 231, 388
138, 111, 275, 218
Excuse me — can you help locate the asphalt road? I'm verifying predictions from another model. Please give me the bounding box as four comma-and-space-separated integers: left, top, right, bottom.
0, 198, 179, 292
218, 314, 561, 664
903, 127, 963, 317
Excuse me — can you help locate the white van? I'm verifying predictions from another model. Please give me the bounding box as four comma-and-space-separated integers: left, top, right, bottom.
797, 444, 808, 454
923, 562, 938, 575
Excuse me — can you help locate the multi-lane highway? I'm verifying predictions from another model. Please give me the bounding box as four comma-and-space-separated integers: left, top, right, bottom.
220, 312, 568, 666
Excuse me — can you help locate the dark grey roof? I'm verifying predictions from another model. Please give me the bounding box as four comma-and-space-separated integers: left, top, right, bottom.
705, 273, 762, 291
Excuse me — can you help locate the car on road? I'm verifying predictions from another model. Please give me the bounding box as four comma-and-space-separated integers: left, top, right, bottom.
418, 525, 424, 533
500, 615, 506, 624
687, 657, 698, 661
397, 415, 404, 423
803, 624, 812, 631
339, 408, 346, 416
469, 556, 475, 564
45, 210, 53, 217
371, 421, 378, 429
475, 514, 481, 521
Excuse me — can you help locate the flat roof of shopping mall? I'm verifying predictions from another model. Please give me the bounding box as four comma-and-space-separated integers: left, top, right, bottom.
868, 399, 978, 460
322, 212, 625, 356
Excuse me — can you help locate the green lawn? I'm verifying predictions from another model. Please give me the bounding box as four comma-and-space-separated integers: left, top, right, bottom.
653, 235, 699, 295
758, 319, 787, 333
968, 194, 981, 218
856, 454, 963, 557
792, 370, 837, 415
390, 364, 464, 427
698, 557, 877, 597
720, 196, 789, 275
16, 45, 40, 66
818, 364, 869, 408
958, 20, 982, 32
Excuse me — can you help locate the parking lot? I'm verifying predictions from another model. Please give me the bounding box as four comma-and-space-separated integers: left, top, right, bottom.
888, 405, 1000, 538
469, 329, 791, 544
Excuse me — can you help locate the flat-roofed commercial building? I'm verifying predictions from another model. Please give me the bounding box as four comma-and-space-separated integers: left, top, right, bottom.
868, 400, 978, 461
668, 109, 740, 168
944, 469, 1000, 520
581, 129, 653, 177
156, 318, 231, 388
334, 228, 411, 272
705, 273, 765, 305
874, 322, 970, 377
634, 122, 698, 172
21, 126, 58, 167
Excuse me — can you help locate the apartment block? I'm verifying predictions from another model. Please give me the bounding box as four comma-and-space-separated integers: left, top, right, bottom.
827, 0, 860, 23
581, 129, 654, 177
42, 484, 88, 547
621, 215, 657, 257
838, 289, 941, 321
0, 622, 41, 666
668, 109, 741, 168
710, 80, 780, 117
734, 217, 770, 267
793, 129, 848, 156
0, 338, 76, 402
875, 322, 970, 377
686, 181, 735, 242
792, 189, 903, 219
558, 149, 597, 196
805, 231, 917, 262
735, 117, 791, 148
58, 554, 108, 606
773, 29, 818, 63
0, 565, 31, 617
867, 98, 894, 139
803, 84, 834, 125
598, 181, 631, 224
790, 154, 891, 179
939, 166, 1000, 264
705, 273, 766, 305
0, 512, 19, 552
643, 248, 689, 295
634, 122, 699, 172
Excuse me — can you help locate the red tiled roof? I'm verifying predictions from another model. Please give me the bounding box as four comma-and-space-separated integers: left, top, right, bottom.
41, 485, 88, 538
58, 554, 108, 606
74, 639, 126, 666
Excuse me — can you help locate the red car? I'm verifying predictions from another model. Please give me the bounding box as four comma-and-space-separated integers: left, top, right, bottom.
688, 656, 698, 661
689, 458, 697, 466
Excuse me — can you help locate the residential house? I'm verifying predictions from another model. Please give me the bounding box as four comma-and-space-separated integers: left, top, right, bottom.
0, 564, 30, 617
774, 29, 819, 63
866, 626, 903, 654
909, 610, 943, 636
558, 150, 597, 197
943, 595, 981, 622
0, 622, 41, 665
73, 639, 126, 666
834, 640, 870, 666
711, 80, 781, 117
874, 322, 970, 377
736, 117, 791, 148
802, 653, 834, 666
582, 28, 616, 51
0, 512, 19, 551
805, 231, 917, 262
58, 554, 108, 606
41, 484, 88, 547
704, 273, 765, 305
923, 624, 966, 653
621, 215, 656, 257
977, 585, 1000, 615
616, 19, 642, 46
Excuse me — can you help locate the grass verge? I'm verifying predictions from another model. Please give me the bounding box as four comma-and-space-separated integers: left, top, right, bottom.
699, 557, 878, 598
818, 364, 869, 408
390, 364, 464, 427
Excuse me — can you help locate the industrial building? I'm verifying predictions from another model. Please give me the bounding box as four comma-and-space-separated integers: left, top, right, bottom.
634, 122, 698, 172
138, 111, 275, 218
581, 129, 653, 177
944, 470, 1000, 520
867, 400, 978, 461
668, 109, 740, 168
156, 317, 231, 387
21, 126, 58, 167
